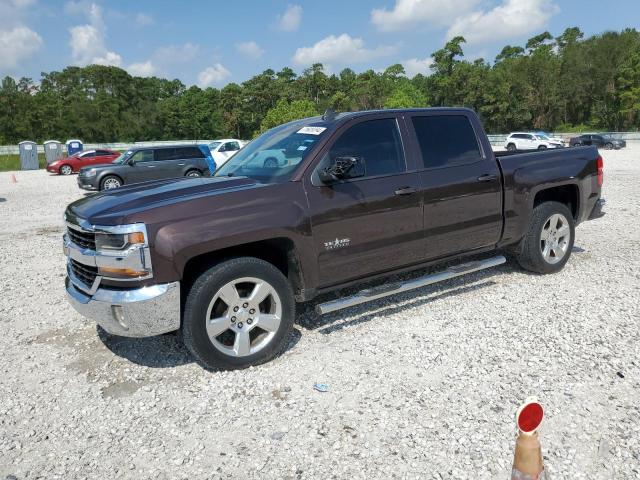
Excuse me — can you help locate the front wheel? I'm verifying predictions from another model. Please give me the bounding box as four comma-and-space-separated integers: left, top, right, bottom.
186, 169, 202, 178
60, 165, 73, 175
100, 175, 122, 191
537, 145, 547, 150
604, 142, 613, 150
515, 201, 575, 274
506, 143, 516, 151
182, 257, 295, 370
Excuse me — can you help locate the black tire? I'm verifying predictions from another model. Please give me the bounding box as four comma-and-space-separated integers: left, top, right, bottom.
100, 175, 122, 191
506, 143, 516, 151
186, 169, 202, 178
573, 143, 581, 147
604, 142, 613, 150
515, 201, 575, 274
537, 145, 547, 150
60, 164, 73, 175
182, 257, 295, 370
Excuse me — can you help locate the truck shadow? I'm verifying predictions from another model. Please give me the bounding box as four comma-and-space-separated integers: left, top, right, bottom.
96, 325, 303, 369
297, 264, 509, 334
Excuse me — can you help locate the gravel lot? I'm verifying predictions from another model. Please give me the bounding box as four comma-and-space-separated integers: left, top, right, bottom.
1, 147, 639, 479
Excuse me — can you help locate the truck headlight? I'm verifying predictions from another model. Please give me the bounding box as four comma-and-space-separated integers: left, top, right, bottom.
95, 231, 145, 252
95, 226, 151, 279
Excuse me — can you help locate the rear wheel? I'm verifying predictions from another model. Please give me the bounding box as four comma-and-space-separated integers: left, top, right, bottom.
515, 201, 574, 274
60, 164, 73, 175
263, 157, 278, 168
186, 169, 202, 178
537, 145, 547, 150
182, 257, 295, 370
506, 143, 516, 151
100, 175, 122, 191
604, 142, 613, 150
573, 143, 581, 147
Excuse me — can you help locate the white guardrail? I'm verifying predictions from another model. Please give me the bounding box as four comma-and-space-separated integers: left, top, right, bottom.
1, 133, 639, 154
0, 140, 219, 155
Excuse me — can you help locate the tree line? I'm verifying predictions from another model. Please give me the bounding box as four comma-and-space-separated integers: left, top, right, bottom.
1, 27, 639, 144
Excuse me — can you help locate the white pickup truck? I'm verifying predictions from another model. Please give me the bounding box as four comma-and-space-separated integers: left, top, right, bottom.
504, 132, 564, 151
208, 139, 248, 167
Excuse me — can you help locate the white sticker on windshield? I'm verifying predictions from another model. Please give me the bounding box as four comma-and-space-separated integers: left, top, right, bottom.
297, 146, 308, 151
297, 126, 326, 135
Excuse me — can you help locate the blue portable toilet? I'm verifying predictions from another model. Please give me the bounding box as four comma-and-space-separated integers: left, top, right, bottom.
66, 139, 83, 156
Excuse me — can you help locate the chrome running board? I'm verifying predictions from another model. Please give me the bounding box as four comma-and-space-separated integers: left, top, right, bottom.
315, 255, 506, 315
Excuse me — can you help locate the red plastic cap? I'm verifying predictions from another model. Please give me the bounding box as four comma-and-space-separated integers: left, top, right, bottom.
597, 155, 604, 187
517, 401, 544, 433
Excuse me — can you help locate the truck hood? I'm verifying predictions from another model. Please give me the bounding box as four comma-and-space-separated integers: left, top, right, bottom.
67, 176, 259, 224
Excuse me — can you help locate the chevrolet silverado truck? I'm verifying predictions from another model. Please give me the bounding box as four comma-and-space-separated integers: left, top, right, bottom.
63, 108, 605, 370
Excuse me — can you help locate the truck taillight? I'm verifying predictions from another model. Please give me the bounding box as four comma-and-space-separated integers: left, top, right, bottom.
597, 155, 604, 187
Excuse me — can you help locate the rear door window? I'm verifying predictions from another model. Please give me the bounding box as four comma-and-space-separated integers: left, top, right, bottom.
411, 115, 481, 168
155, 148, 177, 161
326, 118, 405, 177
176, 146, 205, 159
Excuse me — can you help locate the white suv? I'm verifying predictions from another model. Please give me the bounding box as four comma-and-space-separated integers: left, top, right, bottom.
504, 133, 564, 151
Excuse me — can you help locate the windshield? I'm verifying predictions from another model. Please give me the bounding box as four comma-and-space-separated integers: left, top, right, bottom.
215, 120, 326, 183
535, 134, 550, 141
208, 141, 222, 150
112, 150, 133, 164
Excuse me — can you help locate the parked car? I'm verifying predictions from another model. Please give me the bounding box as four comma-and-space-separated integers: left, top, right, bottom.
504, 133, 564, 151
76, 144, 213, 191
535, 131, 566, 146
63, 108, 605, 370
208, 139, 246, 167
569, 134, 626, 150
46, 149, 120, 175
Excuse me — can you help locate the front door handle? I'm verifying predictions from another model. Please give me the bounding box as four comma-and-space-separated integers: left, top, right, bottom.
477, 174, 498, 182
177, 163, 185, 166
394, 187, 417, 196
146, 165, 156, 168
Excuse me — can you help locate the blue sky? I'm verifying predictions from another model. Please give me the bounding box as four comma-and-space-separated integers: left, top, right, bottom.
2, 0, 639, 87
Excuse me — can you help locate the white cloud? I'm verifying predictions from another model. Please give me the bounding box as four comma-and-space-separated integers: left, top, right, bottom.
446, 0, 559, 44
0, 0, 42, 69
403, 57, 433, 77
197, 63, 231, 87
135, 12, 153, 26
128, 60, 155, 77
276, 4, 302, 31
68, 2, 122, 66
0, 26, 42, 69
371, 0, 480, 32
235, 41, 264, 59
293, 34, 396, 66
155, 43, 199, 63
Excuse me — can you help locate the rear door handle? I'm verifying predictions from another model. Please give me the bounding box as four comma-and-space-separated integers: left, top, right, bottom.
477, 174, 498, 182
394, 187, 417, 196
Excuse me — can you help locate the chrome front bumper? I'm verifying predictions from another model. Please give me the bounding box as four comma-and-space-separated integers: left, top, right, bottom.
65, 276, 181, 337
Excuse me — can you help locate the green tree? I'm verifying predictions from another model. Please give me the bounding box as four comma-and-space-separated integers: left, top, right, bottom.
384, 81, 428, 108
258, 99, 317, 134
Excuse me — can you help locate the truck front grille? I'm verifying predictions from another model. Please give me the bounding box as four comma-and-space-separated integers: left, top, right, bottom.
67, 227, 96, 250
70, 259, 98, 287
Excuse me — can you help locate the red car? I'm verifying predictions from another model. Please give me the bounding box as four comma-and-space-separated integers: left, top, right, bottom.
47, 149, 121, 175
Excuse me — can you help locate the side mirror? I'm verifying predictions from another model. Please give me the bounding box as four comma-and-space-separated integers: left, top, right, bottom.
318, 156, 365, 184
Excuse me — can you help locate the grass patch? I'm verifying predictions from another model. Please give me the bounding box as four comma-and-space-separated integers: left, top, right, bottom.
0, 153, 47, 172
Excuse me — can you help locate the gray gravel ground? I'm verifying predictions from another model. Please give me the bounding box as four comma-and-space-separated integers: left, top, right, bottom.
1, 147, 639, 479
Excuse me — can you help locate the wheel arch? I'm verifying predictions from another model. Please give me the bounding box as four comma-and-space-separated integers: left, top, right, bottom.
533, 183, 580, 220
181, 237, 306, 302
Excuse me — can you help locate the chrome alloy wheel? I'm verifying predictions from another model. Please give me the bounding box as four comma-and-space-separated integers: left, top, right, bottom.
103, 177, 121, 189
540, 213, 570, 264
205, 277, 282, 357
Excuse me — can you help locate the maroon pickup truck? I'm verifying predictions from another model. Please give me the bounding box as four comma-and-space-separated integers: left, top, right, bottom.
63, 108, 605, 370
